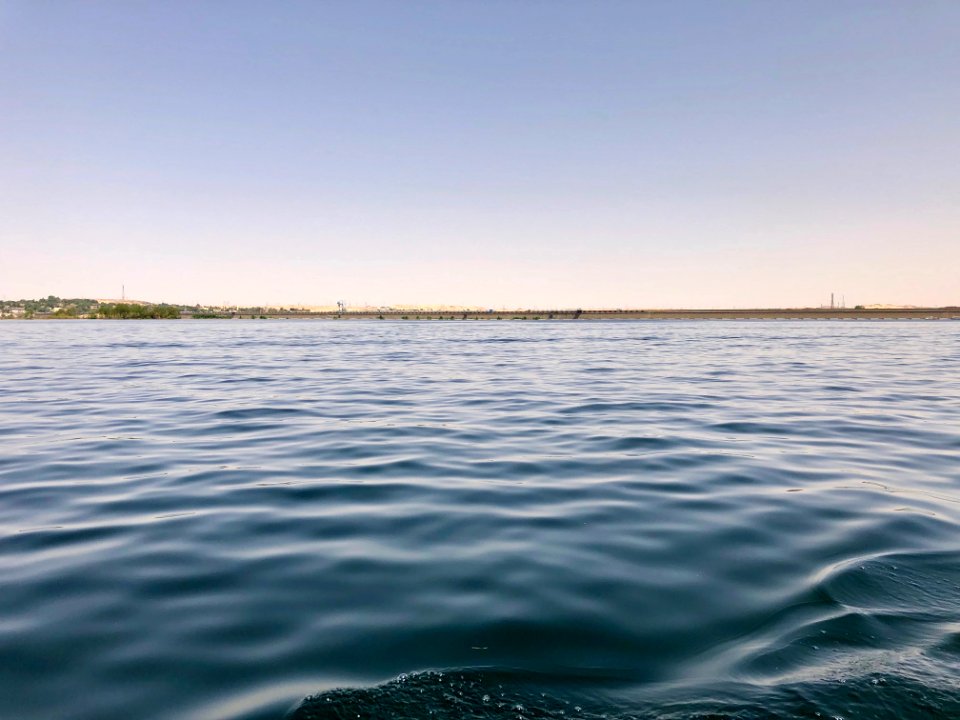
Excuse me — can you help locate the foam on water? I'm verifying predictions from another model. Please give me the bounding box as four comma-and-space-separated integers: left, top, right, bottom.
291, 669, 960, 720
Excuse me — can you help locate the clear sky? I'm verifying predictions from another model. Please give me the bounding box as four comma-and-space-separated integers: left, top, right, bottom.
2, 1, 958, 308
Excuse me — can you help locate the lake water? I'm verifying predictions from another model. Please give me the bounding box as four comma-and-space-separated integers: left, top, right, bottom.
1, 320, 958, 720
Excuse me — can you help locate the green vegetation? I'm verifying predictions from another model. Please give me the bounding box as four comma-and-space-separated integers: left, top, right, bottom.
1, 295, 98, 317
97, 303, 180, 319
1, 296, 185, 319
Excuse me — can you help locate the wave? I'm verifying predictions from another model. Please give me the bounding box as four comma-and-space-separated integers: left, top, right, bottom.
290, 667, 960, 719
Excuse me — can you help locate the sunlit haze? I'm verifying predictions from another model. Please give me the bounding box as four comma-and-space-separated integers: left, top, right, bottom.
2, 1, 958, 308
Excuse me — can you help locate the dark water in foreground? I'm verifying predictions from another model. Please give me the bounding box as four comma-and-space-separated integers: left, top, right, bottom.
1, 321, 958, 720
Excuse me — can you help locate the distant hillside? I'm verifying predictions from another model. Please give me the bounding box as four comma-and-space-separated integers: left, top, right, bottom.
95, 298, 152, 306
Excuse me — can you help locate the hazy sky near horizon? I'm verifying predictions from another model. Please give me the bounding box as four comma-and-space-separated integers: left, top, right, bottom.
2, 1, 958, 308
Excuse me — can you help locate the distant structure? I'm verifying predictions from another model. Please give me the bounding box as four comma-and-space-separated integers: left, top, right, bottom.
827, 292, 847, 310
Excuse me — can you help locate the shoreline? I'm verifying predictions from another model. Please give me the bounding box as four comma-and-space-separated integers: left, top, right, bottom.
6, 308, 959, 321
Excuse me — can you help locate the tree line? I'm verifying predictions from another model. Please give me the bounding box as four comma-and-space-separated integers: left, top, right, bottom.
95, 303, 181, 319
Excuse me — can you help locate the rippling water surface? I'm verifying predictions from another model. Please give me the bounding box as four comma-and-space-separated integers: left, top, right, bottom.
1, 320, 958, 720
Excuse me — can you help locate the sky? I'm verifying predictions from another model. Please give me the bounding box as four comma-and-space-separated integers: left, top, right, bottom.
1, 1, 958, 308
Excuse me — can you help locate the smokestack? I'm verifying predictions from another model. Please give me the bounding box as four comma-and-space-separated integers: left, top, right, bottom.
831, 293, 834, 309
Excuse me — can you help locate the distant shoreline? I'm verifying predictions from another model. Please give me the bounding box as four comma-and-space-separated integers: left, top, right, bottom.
226, 308, 960, 320
6, 308, 959, 321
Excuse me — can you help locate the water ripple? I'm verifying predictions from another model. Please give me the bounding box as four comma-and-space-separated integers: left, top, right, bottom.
0, 321, 958, 720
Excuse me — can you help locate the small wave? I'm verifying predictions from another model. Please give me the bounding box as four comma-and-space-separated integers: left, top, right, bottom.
212, 407, 313, 421
290, 668, 960, 719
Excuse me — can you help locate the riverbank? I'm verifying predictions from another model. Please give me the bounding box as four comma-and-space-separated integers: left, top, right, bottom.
195, 307, 960, 320
5, 308, 959, 321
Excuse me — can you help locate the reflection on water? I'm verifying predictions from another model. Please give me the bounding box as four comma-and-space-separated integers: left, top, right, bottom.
0, 321, 957, 719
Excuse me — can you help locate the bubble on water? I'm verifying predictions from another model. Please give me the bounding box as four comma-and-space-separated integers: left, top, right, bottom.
293, 667, 960, 720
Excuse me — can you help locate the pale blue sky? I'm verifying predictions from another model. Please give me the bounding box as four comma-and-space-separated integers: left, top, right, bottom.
2, 1, 958, 307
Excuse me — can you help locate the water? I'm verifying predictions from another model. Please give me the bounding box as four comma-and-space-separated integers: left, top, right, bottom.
1, 320, 958, 720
